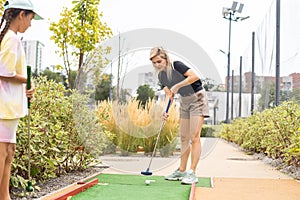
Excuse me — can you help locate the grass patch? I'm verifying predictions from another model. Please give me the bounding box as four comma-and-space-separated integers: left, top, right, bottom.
71, 173, 211, 200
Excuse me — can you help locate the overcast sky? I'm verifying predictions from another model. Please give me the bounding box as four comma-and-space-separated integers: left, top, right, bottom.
23, 0, 275, 79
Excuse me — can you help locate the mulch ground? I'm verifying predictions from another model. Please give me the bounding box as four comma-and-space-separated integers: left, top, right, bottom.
194, 177, 300, 200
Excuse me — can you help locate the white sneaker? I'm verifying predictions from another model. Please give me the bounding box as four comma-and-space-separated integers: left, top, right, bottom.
165, 169, 186, 181
181, 169, 198, 185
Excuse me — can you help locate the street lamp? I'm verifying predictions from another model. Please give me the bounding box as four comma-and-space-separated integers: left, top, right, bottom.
222, 1, 249, 123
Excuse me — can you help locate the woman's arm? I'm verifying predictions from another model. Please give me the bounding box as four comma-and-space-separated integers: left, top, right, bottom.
170, 69, 199, 94
163, 86, 174, 98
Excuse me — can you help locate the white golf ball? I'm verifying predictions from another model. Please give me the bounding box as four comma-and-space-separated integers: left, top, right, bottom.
145, 180, 150, 185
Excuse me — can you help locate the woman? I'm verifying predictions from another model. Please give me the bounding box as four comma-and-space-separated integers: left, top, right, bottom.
0, 0, 41, 199
150, 47, 209, 184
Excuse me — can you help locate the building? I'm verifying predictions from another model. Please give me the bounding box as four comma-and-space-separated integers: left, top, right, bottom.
289, 73, 300, 90
137, 72, 157, 89
22, 40, 44, 74
282, 76, 292, 92
226, 72, 300, 93
243, 72, 276, 93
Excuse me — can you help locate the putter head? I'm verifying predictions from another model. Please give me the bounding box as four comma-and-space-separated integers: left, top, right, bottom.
141, 168, 152, 176
26, 181, 34, 192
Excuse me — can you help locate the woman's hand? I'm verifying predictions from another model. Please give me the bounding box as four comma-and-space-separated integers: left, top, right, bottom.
162, 111, 169, 121
163, 86, 175, 99
170, 85, 179, 95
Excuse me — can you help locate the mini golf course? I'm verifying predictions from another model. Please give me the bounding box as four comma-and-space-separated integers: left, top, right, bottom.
41, 173, 300, 200
59, 173, 211, 200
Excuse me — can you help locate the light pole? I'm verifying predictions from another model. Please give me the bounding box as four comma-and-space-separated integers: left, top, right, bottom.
231, 69, 234, 120
275, 0, 280, 106
222, 1, 249, 123
110, 61, 113, 102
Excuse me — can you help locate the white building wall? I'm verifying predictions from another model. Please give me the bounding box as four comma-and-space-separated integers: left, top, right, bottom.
22, 40, 44, 74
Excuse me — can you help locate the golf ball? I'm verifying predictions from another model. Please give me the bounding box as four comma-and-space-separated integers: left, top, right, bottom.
145, 180, 150, 185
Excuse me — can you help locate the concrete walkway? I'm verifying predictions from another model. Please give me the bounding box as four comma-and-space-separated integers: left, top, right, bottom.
197, 138, 292, 179
102, 138, 292, 180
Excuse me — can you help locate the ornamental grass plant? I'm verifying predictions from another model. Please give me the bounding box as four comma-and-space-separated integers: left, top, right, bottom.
96, 99, 179, 156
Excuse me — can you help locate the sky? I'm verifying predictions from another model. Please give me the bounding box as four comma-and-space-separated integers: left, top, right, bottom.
22, 0, 275, 81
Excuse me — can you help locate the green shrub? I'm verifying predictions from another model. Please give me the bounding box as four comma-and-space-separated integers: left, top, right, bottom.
201, 125, 216, 137
220, 101, 300, 167
12, 77, 109, 189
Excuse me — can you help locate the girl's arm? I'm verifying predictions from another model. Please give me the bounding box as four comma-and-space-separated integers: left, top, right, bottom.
0, 75, 35, 99
0, 74, 27, 84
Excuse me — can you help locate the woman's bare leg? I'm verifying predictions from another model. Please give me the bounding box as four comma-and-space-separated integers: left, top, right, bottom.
189, 116, 204, 172
179, 118, 191, 172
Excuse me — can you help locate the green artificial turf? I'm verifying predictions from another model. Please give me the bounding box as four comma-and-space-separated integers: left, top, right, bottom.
71, 173, 211, 200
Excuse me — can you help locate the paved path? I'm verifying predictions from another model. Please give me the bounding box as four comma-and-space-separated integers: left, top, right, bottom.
197, 138, 291, 179
101, 138, 292, 179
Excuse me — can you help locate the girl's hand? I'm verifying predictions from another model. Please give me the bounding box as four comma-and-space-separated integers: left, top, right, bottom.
26, 81, 35, 101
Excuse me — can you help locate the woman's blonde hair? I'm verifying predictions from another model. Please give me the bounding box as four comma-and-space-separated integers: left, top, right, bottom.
149, 46, 173, 81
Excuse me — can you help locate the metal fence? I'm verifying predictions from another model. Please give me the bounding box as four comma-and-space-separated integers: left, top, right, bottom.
231, 0, 300, 118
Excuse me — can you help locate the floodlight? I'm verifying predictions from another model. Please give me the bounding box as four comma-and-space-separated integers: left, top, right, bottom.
240, 16, 250, 21
222, 7, 229, 17
219, 49, 226, 54
231, 1, 238, 11
222, 1, 249, 124
236, 16, 250, 21
237, 3, 244, 13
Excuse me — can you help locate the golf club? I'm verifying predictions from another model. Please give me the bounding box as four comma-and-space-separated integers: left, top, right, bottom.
141, 99, 171, 176
25, 66, 33, 192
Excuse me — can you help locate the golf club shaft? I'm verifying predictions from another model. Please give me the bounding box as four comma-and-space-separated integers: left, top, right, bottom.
146, 120, 166, 169
27, 66, 31, 181
27, 109, 31, 180
146, 99, 171, 170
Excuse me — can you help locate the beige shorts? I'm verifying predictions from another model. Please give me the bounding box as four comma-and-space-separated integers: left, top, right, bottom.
0, 119, 20, 144
179, 89, 210, 119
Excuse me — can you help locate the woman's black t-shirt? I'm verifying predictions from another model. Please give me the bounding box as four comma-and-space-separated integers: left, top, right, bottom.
158, 61, 203, 96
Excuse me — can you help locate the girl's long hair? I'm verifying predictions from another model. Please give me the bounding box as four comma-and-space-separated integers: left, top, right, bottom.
0, 7, 34, 45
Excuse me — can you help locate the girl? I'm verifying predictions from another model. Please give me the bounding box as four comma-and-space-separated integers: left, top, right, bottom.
0, 0, 41, 199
